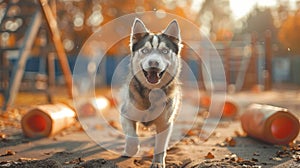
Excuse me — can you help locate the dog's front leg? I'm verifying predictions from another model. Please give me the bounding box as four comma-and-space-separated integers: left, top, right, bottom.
151, 123, 173, 168
120, 116, 139, 156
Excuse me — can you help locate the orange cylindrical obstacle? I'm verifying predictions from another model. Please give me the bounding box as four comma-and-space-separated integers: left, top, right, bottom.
77, 96, 110, 117
21, 103, 76, 138
222, 101, 238, 118
199, 95, 238, 118
241, 104, 300, 145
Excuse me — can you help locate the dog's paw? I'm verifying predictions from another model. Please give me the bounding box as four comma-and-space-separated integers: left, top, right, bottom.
150, 163, 165, 168
123, 145, 139, 156
120, 153, 131, 158
123, 138, 140, 156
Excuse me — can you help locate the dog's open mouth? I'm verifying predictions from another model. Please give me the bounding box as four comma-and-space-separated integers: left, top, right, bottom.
143, 68, 165, 84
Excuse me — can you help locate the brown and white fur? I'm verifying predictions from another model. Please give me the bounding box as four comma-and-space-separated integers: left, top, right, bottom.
120, 18, 182, 168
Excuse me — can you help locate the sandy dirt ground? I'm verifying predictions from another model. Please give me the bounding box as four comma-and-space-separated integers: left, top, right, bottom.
0, 88, 300, 168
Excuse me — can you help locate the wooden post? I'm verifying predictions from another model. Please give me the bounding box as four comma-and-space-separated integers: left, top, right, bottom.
38, 0, 73, 98
224, 42, 230, 86
50, 0, 56, 19
264, 30, 272, 90
4, 11, 42, 108
47, 52, 56, 87
242, 32, 258, 90
197, 58, 204, 90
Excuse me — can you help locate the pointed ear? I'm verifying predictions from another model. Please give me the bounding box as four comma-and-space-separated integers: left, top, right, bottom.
130, 18, 149, 49
162, 20, 181, 43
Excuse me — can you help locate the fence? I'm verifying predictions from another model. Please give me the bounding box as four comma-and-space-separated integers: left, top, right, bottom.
2, 41, 300, 93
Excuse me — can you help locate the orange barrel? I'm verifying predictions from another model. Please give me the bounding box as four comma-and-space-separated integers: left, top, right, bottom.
222, 101, 238, 118
241, 104, 300, 145
200, 95, 238, 118
199, 95, 211, 108
77, 96, 110, 117
21, 103, 76, 138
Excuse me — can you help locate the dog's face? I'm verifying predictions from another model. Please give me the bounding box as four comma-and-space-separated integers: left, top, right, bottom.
130, 19, 182, 88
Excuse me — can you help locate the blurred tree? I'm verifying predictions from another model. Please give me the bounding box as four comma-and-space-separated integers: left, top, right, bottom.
3, 0, 238, 57
233, 3, 300, 56
98, 0, 194, 56
245, 8, 275, 36
54, 0, 239, 56
278, 9, 300, 55
235, 7, 277, 42
55, 0, 194, 56
194, 0, 234, 41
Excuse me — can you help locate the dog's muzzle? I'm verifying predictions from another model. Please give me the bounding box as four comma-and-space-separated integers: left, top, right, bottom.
142, 67, 166, 84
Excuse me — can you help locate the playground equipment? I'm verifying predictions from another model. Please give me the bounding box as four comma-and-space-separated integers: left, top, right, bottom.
0, 0, 72, 110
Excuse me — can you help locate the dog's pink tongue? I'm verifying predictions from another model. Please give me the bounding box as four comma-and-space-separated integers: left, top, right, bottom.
147, 71, 159, 84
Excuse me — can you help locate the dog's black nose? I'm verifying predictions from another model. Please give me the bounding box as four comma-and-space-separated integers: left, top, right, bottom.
148, 60, 159, 67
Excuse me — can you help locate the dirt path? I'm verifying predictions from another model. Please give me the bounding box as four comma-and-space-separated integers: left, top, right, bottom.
1, 90, 300, 167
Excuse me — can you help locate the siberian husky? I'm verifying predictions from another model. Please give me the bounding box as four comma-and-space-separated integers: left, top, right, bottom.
120, 18, 182, 168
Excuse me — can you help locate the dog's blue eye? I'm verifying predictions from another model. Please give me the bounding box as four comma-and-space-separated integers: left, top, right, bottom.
141, 48, 150, 54
162, 49, 169, 54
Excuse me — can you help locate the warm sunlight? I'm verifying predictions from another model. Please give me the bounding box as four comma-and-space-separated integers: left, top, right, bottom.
1, 0, 300, 167
229, 0, 256, 20
191, 0, 281, 20
229, 0, 277, 20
